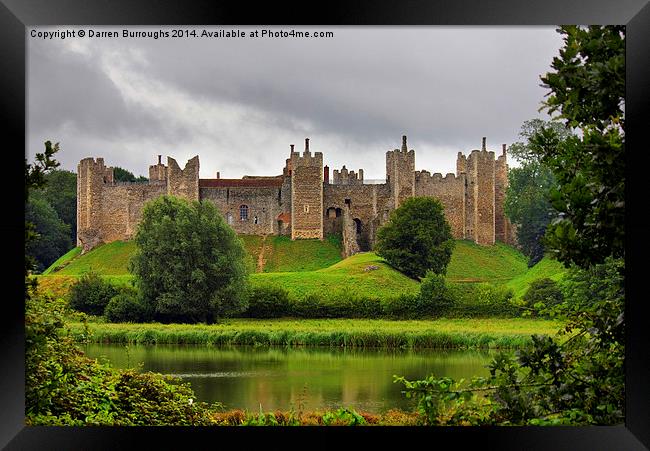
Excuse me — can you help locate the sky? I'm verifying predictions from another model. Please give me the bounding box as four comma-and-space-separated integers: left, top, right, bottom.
27, 26, 564, 180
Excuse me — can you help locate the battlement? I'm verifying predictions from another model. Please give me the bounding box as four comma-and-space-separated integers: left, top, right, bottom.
290, 138, 323, 168
78, 157, 114, 184
149, 154, 168, 181
416, 170, 463, 182
332, 165, 364, 185
167, 155, 200, 202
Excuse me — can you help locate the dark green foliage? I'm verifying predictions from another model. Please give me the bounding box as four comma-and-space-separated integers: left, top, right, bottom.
34, 169, 78, 243
380, 293, 423, 319
536, 26, 625, 268
26, 293, 217, 426
104, 287, 150, 323
446, 284, 518, 318
375, 197, 454, 279
522, 278, 564, 316
25, 195, 72, 272
68, 271, 118, 316
25, 140, 60, 286
129, 196, 249, 324
418, 271, 454, 315
286, 290, 382, 319
113, 166, 148, 183
246, 285, 290, 318
561, 257, 623, 311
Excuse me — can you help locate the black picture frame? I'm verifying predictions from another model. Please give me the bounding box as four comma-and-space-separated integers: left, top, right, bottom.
3, 0, 648, 449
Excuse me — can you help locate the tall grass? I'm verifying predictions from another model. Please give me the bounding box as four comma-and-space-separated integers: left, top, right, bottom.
68, 318, 562, 349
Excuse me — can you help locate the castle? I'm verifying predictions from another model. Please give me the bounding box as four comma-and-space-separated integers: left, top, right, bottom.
77, 136, 516, 255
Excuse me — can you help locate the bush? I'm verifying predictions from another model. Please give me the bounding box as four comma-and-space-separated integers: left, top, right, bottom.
104, 287, 150, 323
68, 271, 118, 316
246, 285, 291, 318
375, 197, 455, 279
381, 293, 423, 319
419, 271, 455, 316
286, 290, 382, 319
447, 283, 518, 318
522, 278, 564, 316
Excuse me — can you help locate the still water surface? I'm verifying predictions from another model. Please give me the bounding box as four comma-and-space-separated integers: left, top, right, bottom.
84, 344, 499, 413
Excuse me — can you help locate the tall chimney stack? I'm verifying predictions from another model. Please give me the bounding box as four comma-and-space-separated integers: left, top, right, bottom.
305, 138, 310, 152
502, 144, 507, 155
158, 155, 162, 165
482, 137, 487, 151
216, 171, 220, 179
324, 165, 330, 183
402, 135, 408, 152
290, 144, 294, 152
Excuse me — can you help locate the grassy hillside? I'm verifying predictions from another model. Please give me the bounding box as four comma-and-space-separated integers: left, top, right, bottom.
40, 237, 554, 301
505, 257, 568, 300
263, 235, 342, 272
446, 240, 528, 283
251, 252, 420, 298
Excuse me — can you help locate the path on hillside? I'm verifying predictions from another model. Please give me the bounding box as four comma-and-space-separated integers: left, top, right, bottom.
257, 235, 269, 272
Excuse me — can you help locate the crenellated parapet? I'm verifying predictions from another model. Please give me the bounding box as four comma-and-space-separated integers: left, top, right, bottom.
332, 165, 364, 185
76, 157, 115, 251
149, 155, 168, 181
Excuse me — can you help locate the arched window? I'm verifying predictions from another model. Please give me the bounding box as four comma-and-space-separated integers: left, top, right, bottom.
240, 205, 249, 221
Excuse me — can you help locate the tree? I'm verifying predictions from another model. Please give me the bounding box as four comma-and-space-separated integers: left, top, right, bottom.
129, 195, 249, 323
375, 197, 454, 279
25, 196, 72, 272
34, 169, 77, 244
535, 25, 625, 268
113, 166, 148, 183
505, 120, 572, 267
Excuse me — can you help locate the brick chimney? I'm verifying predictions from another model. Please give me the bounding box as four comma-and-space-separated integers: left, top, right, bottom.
482, 137, 486, 151
324, 165, 329, 183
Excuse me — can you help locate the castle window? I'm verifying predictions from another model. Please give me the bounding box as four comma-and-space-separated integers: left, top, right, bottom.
254, 216, 258, 224
345, 198, 351, 206
304, 204, 309, 213
240, 205, 249, 221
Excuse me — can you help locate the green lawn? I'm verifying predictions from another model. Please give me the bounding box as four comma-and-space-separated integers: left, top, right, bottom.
251, 252, 419, 298
263, 235, 342, 272
48, 241, 137, 276
68, 317, 564, 349
446, 240, 528, 283
505, 257, 567, 300
42, 246, 82, 275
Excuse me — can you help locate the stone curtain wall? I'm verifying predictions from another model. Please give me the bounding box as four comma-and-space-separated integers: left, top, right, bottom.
290, 140, 323, 239
386, 136, 415, 210
199, 178, 289, 235
494, 149, 508, 243
415, 171, 466, 239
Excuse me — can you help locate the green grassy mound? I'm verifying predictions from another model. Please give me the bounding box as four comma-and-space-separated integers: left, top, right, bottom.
263, 235, 342, 272
47, 241, 137, 276
504, 257, 568, 300
42, 246, 82, 275
446, 240, 528, 283
251, 252, 420, 298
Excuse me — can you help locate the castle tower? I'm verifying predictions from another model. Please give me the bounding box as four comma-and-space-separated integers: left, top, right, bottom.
495, 144, 509, 243
386, 135, 415, 208
149, 155, 168, 181
76, 157, 114, 250
290, 138, 323, 239
464, 137, 496, 245
167, 156, 200, 202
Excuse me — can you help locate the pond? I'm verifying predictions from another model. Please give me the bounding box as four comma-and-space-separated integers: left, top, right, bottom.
84, 344, 501, 414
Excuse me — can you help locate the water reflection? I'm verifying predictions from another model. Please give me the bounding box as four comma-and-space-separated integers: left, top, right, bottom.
84, 344, 501, 413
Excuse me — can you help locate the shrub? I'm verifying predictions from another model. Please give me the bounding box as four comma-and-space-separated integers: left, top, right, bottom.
246, 285, 291, 318
522, 278, 564, 316
381, 293, 423, 319
68, 271, 118, 316
290, 293, 323, 318
418, 271, 455, 316
104, 287, 150, 323
447, 284, 517, 318
375, 197, 455, 279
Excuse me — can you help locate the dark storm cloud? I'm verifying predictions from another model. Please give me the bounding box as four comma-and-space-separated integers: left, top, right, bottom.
27, 26, 563, 178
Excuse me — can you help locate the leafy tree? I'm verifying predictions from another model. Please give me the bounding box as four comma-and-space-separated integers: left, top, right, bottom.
535, 25, 625, 268
25, 196, 72, 272
113, 166, 148, 183
375, 197, 454, 279
33, 169, 78, 244
505, 120, 572, 266
68, 270, 119, 316
521, 277, 564, 316
129, 195, 249, 323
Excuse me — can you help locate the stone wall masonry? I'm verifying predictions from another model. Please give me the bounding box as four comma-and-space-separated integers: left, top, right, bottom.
415, 171, 466, 239
386, 136, 415, 209
495, 152, 508, 243
332, 166, 364, 185
467, 150, 496, 245
290, 144, 323, 239
199, 185, 287, 235
77, 157, 114, 251
167, 156, 199, 202
341, 206, 361, 257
